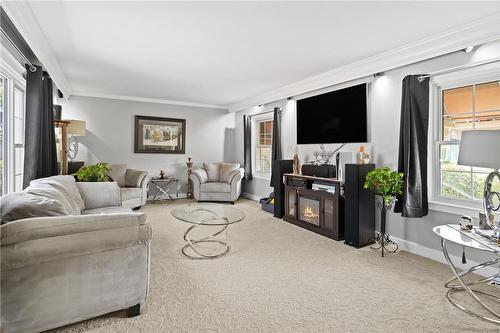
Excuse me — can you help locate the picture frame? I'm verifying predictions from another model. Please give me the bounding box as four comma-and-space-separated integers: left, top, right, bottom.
134, 115, 186, 154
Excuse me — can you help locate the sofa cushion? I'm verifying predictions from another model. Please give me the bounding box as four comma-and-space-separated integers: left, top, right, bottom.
0, 192, 68, 224
107, 164, 127, 187
121, 187, 143, 202
25, 182, 78, 215
30, 175, 84, 212
200, 182, 231, 193
125, 169, 147, 188
203, 162, 220, 182
82, 206, 133, 215
219, 163, 240, 183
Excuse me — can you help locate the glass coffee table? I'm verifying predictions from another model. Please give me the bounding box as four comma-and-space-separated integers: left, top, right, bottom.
171, 203, 245, 259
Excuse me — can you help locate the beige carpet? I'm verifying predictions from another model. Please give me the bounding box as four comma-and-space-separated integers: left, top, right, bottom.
50, 199, 499, 333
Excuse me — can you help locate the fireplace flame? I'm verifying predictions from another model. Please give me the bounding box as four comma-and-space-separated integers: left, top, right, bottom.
303, 205, 319, 219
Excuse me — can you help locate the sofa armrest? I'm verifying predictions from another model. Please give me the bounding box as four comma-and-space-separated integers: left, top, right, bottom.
126, 169, 148, 188
76, 181, 121, 209
228, 168, 244, 184
191, 169, 208, 184
1, 213, 151, 270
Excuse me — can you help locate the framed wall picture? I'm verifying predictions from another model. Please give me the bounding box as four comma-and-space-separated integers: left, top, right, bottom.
134, 115, 186, 154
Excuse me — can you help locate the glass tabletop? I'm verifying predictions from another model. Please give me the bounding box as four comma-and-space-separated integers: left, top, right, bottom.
171, 203, 246, 225
433, 224, 499, 254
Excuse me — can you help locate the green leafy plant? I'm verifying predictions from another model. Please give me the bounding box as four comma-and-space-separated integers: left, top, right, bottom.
364, 167, 404, 207
75, 163, 110, 182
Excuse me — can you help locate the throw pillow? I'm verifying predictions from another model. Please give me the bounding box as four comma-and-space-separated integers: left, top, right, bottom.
0, 192, 68, 224
30, 175, 84, 213
106, 164, 127, 187
203, 162, 220, 182
219, 163, 240, 183
125, 169, 148, 187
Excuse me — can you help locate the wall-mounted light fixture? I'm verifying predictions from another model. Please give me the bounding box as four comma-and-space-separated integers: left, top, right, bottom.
373, 72, 385, 78
464, 45, 474, 53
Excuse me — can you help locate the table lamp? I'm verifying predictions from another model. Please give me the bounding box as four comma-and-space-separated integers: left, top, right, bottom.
66, 120, 86, 161
457, 130, 500, 239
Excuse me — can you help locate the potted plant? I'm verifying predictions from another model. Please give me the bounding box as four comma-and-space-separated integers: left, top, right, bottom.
75, 163, 110, 182
364, 167, 404, 257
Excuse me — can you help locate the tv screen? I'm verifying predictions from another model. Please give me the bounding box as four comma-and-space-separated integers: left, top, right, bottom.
296, 83, 367, 144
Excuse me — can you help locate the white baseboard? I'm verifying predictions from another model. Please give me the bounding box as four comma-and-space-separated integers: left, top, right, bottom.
391, 236, 498, 278
241, 192, 261, 202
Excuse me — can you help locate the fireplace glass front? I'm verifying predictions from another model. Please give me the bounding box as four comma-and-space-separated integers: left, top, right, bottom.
299, 196, 320, 226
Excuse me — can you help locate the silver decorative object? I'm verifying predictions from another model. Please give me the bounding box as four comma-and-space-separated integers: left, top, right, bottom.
311, 143, 346, 165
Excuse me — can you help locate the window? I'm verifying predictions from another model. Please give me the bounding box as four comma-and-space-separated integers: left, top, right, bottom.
1, 50, 26, 193
254, 119, 273, 175
0, 76, 5, 195
438, 81, 500, 202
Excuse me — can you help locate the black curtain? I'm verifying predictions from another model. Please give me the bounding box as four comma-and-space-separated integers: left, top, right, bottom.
243, 115, 252, 180
23, 65, 58, 188
394, 75, 430, 218
270, 107, 282, 187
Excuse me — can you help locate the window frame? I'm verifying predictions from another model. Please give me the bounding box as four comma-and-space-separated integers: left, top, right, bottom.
430, 67, 500, 214
251, 113, 274, 179
1, 48, 27, 193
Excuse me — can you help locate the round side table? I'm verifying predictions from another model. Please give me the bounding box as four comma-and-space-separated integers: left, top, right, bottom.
433, 224, 499, 324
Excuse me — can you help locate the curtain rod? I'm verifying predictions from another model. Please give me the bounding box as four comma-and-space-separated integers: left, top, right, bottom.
0, 27, 37, 72
247, 107, 281, 118
417, 57, 500, 82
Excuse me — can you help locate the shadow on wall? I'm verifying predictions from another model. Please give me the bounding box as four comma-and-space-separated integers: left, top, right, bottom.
78, 130, 112, 164
223, 127, 235, 162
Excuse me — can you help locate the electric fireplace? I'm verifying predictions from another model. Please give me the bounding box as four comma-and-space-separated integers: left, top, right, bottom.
299, 196, 320, 226
283, 174, 344, 240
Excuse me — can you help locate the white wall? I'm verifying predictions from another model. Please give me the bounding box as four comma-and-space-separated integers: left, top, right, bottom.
58, 96, 235, 194
234, 40, 500, 261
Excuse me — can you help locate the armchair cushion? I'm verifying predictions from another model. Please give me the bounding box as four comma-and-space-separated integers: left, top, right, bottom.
125, 169, 148, 188
0, 192, 67, 224
107, 164, 127, 187
219, 163, 240, 183
203, 162, 220, 182
200, 182, 231, 193
76, 182, 121, 210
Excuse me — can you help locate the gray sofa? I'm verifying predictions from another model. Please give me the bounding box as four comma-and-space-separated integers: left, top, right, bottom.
106, 164, 149, 209
190, 162, 244, 203
0, 175, 151, 333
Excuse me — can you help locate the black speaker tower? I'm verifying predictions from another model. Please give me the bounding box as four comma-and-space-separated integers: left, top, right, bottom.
272, 159, 293, 218
344, 163, 375, 248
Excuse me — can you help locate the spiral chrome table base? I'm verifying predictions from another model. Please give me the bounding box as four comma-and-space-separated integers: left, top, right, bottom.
182, 218, 231, 260
441, 238, 500, 324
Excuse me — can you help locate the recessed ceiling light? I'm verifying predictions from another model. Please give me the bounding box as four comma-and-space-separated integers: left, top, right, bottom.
464, 46, 474, 53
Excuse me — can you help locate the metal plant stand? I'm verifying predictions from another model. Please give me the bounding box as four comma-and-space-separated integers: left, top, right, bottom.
434, 225, 500, 324
370, 200, 398, 257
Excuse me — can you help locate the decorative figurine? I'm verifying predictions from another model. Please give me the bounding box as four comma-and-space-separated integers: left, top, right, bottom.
159, 169, 166, 179
459, 215, 473, 231
293, 153, 301, 174
358, 145, 371, 164
186, 157, 194, 199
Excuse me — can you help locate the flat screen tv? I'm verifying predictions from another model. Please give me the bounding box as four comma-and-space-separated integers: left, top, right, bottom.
296, 83, 367, 144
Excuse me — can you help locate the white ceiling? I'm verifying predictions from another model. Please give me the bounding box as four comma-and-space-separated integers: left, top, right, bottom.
26, 1, 499, 107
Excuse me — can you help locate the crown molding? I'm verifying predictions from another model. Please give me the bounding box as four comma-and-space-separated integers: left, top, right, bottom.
71, 91, 227, 110
1, 1, 73, 97
228, 13, 500, 112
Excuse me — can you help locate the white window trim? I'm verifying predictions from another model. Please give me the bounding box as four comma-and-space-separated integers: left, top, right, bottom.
429, 64, 500, 216
251, 112, 273, 180
1, 48, 27, 193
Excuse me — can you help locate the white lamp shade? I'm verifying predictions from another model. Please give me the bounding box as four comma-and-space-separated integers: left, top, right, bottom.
457, 130, 500, 169
66, 120, 86, 136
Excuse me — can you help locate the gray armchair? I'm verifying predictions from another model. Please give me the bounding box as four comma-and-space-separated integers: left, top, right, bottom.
190, 162, 244, 203
107, 164, 149, 209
